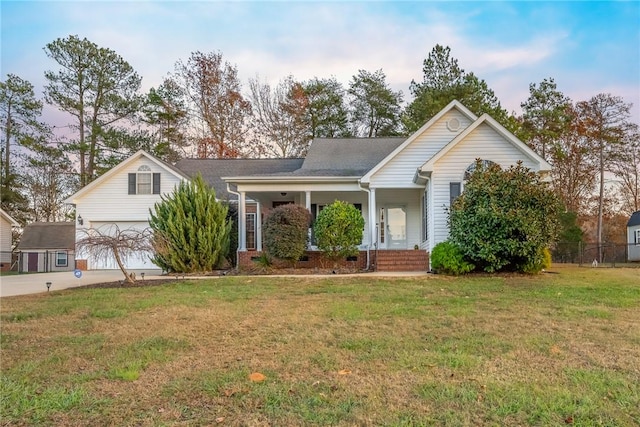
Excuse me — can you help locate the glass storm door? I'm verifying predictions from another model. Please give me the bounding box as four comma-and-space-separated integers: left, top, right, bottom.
385, 206, 407, 249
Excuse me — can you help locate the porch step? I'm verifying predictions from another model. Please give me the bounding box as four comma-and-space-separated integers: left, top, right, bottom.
375, 250, 429, 272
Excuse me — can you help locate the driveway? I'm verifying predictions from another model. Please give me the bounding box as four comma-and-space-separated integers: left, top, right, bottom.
0, 269, 163, 298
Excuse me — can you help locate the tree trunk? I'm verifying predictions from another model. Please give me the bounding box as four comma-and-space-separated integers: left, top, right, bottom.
3, 106, 10, 184
597, 145, 604, 263
112, 245, 135, 284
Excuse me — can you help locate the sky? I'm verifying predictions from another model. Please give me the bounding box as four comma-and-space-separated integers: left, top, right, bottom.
2, 1, 639, 126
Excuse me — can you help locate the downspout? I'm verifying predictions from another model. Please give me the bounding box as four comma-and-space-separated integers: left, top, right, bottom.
226, 183, 241, 271
358, 181, 372, 270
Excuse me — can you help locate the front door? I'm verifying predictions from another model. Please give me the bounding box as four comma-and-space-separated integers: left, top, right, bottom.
382, 206, 407, 249
28, 253, 38, 272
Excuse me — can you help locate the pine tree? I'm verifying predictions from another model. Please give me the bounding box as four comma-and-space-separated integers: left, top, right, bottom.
149, 175, 231, 272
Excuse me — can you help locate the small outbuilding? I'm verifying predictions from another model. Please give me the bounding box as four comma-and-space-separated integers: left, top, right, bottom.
0, 208, 19, 271
17, 222, 76, 273
628, 211, 640, 262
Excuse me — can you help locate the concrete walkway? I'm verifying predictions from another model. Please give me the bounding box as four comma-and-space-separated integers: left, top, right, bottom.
0, 269, 164, 298
0, 269, 429, 298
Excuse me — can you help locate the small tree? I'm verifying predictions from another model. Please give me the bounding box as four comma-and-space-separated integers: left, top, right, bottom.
262, 204, 311, 267
313, 201, 365, 266
76, 225, 153, 284
449, 161, 561, 273
149, 174, 231, 273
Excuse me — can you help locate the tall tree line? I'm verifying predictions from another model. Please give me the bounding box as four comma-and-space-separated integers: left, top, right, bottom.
1, 36, 637, 247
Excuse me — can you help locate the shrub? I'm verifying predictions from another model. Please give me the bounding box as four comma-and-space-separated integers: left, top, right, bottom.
521, 247, 552, 274
449, 161, 561, 273
313, 201, 365, 266
262, 204, 311, 267
149, 174, 231, 273
430, 241, 475, 275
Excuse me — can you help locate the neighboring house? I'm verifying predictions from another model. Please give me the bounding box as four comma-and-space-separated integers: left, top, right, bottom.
627, 211, 640, 262
17, 222, 76, 273
66, 100, 551, 271
0, 208, 19, 271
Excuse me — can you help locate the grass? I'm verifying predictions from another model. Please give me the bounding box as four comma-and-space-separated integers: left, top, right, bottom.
1, 265, 639, 426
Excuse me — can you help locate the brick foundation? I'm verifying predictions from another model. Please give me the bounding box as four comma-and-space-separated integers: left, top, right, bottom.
238, 250, 369, 271
237, 249, 429, 272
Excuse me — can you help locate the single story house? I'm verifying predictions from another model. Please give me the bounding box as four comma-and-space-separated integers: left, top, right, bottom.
627, 210, 640, 262
66, 100, 551, 271
17, 222, 76, 273
0, 208, 19, 271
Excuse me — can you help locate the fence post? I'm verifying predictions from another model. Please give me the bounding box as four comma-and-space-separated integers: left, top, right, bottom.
612, 243, 615, 268
578, 241, 582, 266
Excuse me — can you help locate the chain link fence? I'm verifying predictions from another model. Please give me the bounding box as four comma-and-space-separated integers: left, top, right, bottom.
552, 242, 639, 267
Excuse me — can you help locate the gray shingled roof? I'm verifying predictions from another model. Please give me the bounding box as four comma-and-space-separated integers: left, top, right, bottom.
174, 138, 406, 192
628, 211, 640, 227
174, 158, 304, 199
297, 138, 405, 175
17, 222, 75, 250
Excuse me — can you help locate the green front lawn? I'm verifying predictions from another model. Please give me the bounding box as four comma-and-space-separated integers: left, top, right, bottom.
1, 266, 638, 426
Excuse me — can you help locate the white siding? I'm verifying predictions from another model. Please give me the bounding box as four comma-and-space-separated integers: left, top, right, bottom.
1, 217, 13, 263
73, 157, 183, 270
75, 158, 183, 224
629, 226, 640, 261
430, 123, 542, 246
370, 110, 472, 188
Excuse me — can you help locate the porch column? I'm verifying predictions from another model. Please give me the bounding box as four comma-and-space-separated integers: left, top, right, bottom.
305, 191, 312, 247
256, 202, 262, 252
239, 191, 246, 251
369, 188, 376, 248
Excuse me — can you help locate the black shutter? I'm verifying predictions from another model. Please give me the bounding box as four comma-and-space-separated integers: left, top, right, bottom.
450, 182, 461, 206
128, 173, 136, 194
354, 203, 362, 212
153, 173, 161, 194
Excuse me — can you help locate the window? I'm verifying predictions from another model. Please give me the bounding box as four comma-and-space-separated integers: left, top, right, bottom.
56, 251, 68, 267
450, 182, 461, 206
464, 159, 497, 181
636, 229, 640, 245
379, 207, 385, 244
137, 166, 152, 194
246, 213, 256, 250
128, 166, 161, 195
423, 188, 429, 241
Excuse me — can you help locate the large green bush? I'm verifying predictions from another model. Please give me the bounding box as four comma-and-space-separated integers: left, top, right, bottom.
449, 161, 560, 273
149, 174, 231, 272
262, 204, 311, 267
313, 200, 365, 265
430, 240, 475, 275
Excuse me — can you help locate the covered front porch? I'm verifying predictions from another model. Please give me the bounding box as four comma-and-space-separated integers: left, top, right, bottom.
231, 179, 429, 271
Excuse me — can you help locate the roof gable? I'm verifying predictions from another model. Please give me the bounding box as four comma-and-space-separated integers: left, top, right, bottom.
65, 150, 189, 204
628, 211, 640, 227
0, 208, 19, 226
361, 100, 478, 183
17, 222, 75, 250
419, 113, 552, 173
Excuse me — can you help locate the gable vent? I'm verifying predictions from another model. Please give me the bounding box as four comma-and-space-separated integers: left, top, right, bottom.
447, 118, 461, 132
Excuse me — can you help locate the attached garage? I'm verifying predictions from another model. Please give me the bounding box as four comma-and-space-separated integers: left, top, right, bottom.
85, 221, 156, 270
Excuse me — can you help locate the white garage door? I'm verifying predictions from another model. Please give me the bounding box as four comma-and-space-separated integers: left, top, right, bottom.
87, 222, 156, 270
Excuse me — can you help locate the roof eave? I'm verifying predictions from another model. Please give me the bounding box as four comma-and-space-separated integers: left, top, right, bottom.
222, 175, 361, 183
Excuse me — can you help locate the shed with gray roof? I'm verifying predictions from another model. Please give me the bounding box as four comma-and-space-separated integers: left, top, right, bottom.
17, 222, 76, 273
